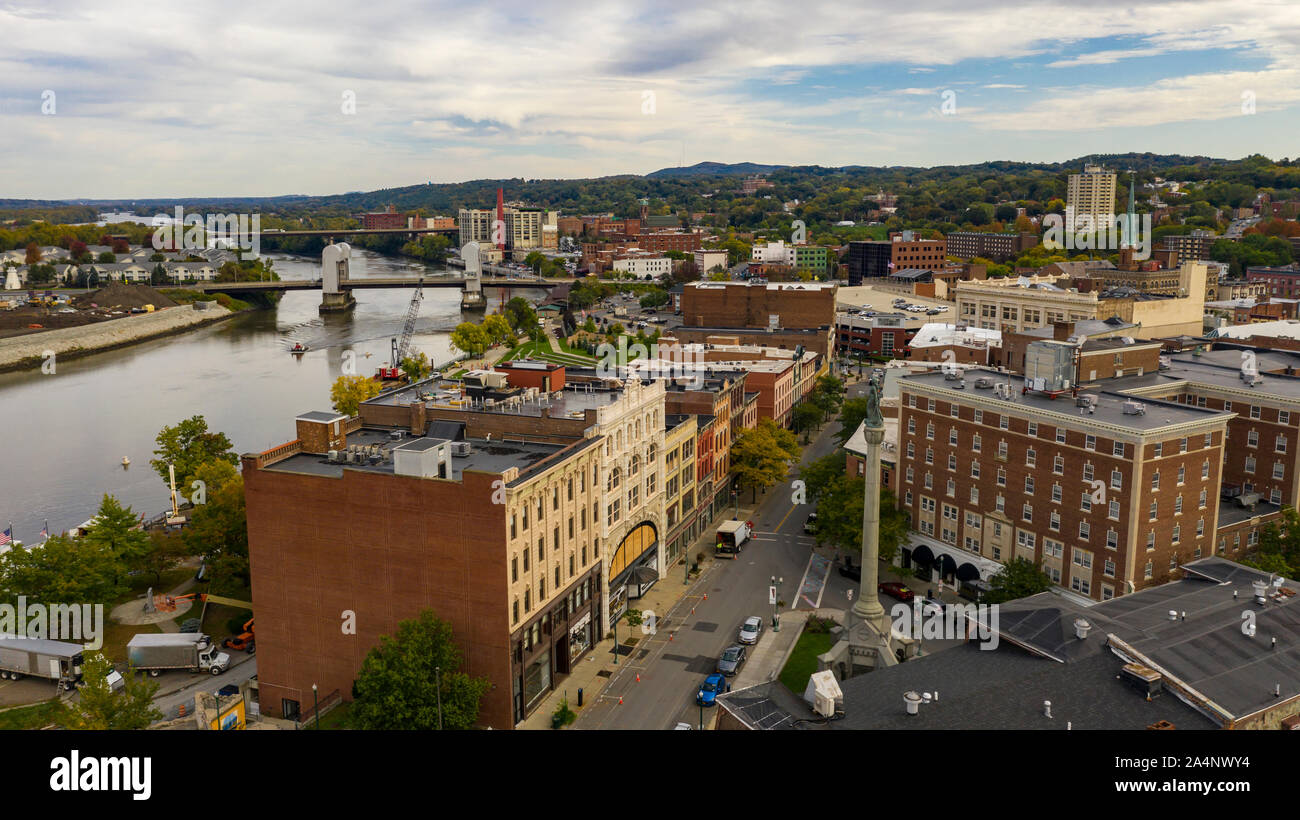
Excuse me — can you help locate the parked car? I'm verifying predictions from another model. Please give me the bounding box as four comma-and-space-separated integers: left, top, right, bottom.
803, 513, 818, 534
879, 582, 915, 602
674, 722, 693, 730
838, 555, 861, 582
716, 645, 747, 676
738, 616, 763, 644
697, 672, 729, 706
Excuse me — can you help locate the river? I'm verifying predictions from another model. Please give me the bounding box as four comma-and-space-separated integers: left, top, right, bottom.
0, 248, 545, 541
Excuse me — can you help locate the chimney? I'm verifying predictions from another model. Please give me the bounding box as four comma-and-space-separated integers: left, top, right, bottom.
1053, 321, 1075, 342
408, 401, 427, 436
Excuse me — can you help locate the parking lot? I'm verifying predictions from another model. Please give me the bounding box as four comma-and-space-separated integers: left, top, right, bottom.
835, 284, 955, 327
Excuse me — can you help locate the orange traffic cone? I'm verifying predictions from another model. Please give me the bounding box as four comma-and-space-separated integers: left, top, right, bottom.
703, 593, 708, 601
618, 696, 623, 705
636, 674, 641, 683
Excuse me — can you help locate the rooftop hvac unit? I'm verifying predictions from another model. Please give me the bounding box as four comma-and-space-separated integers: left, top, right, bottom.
453, 441, 472, 456
944, 371, 961, 380
1122, 401, 1146, 415
1250, 375, 1264, 386
993, 383, 1009, 399
974, 377, 993, 389
953, 380, 965, 389
389, 430, 404, 441
485, 398, 496, 408
1076, 395, 1096, 408
327, 450, 339, 463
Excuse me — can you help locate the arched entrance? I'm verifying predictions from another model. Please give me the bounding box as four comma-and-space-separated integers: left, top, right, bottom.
608, 522, 659, 625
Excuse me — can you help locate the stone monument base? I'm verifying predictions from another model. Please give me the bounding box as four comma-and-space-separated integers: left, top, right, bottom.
819, 607, 917, 680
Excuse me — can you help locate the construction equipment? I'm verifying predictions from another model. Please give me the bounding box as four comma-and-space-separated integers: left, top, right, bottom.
381, 278, 424, 380
223, 617, 255, 654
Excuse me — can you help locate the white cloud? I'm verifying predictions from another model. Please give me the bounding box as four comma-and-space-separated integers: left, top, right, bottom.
1, 0, 1299, 196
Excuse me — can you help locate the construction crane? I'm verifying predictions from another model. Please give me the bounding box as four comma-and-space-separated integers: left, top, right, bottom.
381, 278, 424, 380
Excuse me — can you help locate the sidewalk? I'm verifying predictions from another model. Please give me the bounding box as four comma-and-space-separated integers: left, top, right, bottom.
519, 497, 764, 730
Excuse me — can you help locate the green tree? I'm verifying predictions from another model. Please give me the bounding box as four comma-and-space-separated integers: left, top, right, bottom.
835, 396, 870, 445
985, 556, 1055, 604
151, 416, 237, 490
183, 470, 249, 588
351, 610, 491, 730
55, 654, 162, 730
503, 297, 538, 331
730, 418, 800, 501
330, 374, 384, 416
791, 403, 825, 438
400, 350, 433, 381
138, 530, 191, 587
80, 495, 150, 581
0, 534, 122, 605
449, 322, 490, 358
524, 251, 546, 272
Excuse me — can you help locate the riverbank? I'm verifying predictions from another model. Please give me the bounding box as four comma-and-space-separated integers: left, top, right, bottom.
0, 302, 237, 373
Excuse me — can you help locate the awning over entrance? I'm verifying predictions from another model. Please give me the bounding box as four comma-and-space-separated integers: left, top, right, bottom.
628, 566, 659, 585
907, 534, 1003, 580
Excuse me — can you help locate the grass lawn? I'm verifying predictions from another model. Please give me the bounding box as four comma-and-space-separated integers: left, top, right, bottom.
306, 700, 353, 729
778, 629, 835, 695
0, 701, 61, 730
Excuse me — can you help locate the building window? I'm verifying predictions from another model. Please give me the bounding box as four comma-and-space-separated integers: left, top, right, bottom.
1083, 462, 1094, 482
1022, 503, 1033, 523
1278, 435, 1289, 454
1049, 511, 1060, 531
1079, 521, 1090, 540
1251, 405, 1261, 420
1026, 448, 1036, 467
1028, 422, 1038, 437
1202, 459, 1210, 479
972, 434, 982, 453
974, 409, 983, 424
1080, 493, 1092, 512
1246, 456, 1256, 474
997, 467, 1006, 487
969, 487, 980, 505
1248, 430, 1259, 447
1151, 472, 1160, 490
1153, 442, 1163, 457
1051, 483, 1062, 503
1056, 427, 1066, 444
1085, 434, 1096, 451
1112, 441, 1125, 457
1053, 455, 1064, 474
1106, 528, 1118, 549
1175, 495, 1183, 515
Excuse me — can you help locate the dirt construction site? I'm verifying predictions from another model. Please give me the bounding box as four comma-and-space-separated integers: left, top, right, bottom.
0, 283, 178, 338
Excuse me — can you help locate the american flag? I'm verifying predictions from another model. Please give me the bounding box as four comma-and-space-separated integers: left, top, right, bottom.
0, 526, 11, 546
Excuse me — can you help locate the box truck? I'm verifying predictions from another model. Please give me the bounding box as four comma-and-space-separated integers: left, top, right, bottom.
0, 636, 85, 690
127, 633, 230, 677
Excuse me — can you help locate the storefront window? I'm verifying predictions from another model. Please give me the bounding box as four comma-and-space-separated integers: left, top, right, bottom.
569, 612, 592, 661
523, 653, 551, 712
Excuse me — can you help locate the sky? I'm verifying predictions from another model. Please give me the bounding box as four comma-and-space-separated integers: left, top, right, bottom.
1, 0, 1298, 199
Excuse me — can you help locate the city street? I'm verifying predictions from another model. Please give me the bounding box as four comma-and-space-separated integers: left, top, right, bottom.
573, 378, 863, 730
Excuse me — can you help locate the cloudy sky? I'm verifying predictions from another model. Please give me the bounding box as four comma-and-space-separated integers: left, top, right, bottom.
1, 0, 1298, 199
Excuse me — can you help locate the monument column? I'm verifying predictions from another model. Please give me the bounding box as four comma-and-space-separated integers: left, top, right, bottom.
850, 420, 889, 633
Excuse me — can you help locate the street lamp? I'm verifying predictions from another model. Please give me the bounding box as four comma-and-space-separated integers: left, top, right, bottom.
612, 616, 618, 665
732, 487, 739, 519
311, 683, 319, 730
771, 575, 784, 631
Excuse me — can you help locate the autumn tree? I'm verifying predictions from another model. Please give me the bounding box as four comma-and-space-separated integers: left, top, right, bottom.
330, 374, 384, 416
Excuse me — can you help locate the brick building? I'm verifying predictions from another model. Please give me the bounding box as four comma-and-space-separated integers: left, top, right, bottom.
845, 232, 948, 285
360, 205, 407, 230
945, 231, 1039, 262
243, 411, 605, 728
681, 280, 836, 330
898, 370, 1231, 601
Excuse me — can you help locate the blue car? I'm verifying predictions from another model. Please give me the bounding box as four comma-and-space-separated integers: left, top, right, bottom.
697, 673, 729, 706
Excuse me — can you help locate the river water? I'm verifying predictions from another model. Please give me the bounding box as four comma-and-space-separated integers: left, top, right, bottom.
0, 248, 545, 541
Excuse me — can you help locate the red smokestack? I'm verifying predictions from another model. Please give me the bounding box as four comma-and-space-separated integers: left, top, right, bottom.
496, 187, 505, 252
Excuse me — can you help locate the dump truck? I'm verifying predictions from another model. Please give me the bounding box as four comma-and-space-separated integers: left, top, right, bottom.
127, 632, 230, 677
0, 636, 85, 690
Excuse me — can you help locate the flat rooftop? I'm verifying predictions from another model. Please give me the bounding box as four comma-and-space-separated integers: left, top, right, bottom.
365, 377, 623, 420
261, 427, 566, 483
900, 368, 1228, 430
